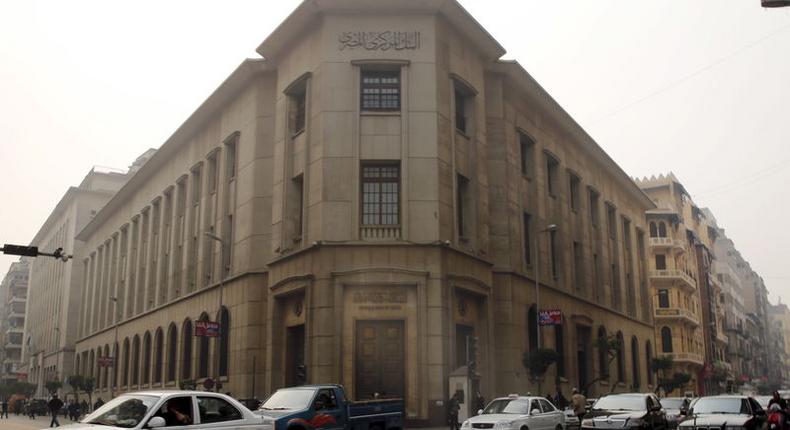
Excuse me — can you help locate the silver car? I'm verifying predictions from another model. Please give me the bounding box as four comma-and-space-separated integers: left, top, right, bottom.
462, 395, 566, 430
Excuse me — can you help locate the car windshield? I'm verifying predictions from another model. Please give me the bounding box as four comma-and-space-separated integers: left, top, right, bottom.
483, 399, 531, 415
260, 389, 316, 410
593, 395, 646, 411
692, 398, 749, 415
660, 399, 685, 409
83, 395, 159, 428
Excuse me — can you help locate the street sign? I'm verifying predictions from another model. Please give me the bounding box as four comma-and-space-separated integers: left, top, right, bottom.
538, 309, 562, 326
98, 356, 115, 367
203, 377, 215, 390
195, 321, 220, 337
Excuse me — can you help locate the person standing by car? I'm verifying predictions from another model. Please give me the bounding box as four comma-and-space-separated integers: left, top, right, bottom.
48, 394, 63, 427
571, 388, 587, 421
448, 391, 461, 430
769, 392, 788, 411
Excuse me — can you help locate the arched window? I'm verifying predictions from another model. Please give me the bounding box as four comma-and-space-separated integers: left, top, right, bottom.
649, 222, 657, 238
198, 313, 210, 378
661, 327, 673, 353
528, 305, 538, 352
122, 338, 130, 386
645, 341, 654, 385
658, 222, 667, 238
218, 307, 230, 377
88, 349, 95, 386
132, 335, 140, 386
154, 328, 164, 384
631, 337, 640, 389
102, 345, 110, 388
616, 332, 625, 383
182, 319, 193, 380
167, 324, 177, 382
555, 325, 565, 377
597, 326, 608, 379
142, 332, 151, 385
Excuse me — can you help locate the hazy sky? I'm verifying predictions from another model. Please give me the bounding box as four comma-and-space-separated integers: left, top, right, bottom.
1, 1, 788, 304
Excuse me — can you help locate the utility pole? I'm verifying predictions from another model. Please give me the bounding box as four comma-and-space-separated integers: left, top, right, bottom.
204, 232, 226, 378
534, 224, 558, 348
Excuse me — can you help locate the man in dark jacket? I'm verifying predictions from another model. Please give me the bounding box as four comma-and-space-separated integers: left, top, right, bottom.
48, 395, 64, 427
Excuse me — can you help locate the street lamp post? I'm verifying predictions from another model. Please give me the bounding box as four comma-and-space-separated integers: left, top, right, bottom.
534, 224, 558, 348
110, 297, 119, 398
204, 232, 226, 382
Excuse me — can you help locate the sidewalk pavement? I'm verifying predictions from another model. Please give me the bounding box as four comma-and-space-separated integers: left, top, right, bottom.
0, 413, 81, 430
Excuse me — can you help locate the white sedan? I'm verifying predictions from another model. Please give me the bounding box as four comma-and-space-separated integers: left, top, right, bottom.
462, 395, 566, 430
62, 390, 273, 430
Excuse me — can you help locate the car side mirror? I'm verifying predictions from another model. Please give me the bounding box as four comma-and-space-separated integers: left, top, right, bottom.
147, 416, 166, 429
478, 409, 484, 415
531, 409, 541, 416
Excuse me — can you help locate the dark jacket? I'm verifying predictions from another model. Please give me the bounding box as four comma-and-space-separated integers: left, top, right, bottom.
48, 398, 64, 413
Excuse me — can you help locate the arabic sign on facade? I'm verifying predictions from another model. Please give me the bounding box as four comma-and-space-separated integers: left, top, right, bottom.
339, 31, 421, 51
97, 356, 115, 367
195, 320, 220, 337
538, 309, 562, 326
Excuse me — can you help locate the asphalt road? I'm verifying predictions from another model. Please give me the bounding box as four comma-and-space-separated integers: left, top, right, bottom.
0, 413, 81, 430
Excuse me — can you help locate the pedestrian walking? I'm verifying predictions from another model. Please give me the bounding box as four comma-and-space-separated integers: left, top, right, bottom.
1, 398, 9, 418
448, 391, 461, 430
555, 389, 568, 409
475, 391, 486, 415
49, 394, 64, 427
571, 388, 587, 421
27, 400, 36, 419
93, 397, 104, 412
80, 400, 88, 416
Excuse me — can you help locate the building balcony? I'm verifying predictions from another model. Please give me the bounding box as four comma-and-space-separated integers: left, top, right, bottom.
716, 331, 729, 345
4, 342, 22, 350
5, 326, 23, 335
8, 296, 26, 305
5, 311, 24, 320
648, 237, 685, 252
654, 307, 700, 326
360, 225, 401, 241
660, 352, 704, 366
649, 269, 697, 290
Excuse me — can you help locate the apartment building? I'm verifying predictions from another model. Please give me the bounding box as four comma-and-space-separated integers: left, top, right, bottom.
0, 259, 30, 383
72, 0, 657, 424
20, 166, 131, 397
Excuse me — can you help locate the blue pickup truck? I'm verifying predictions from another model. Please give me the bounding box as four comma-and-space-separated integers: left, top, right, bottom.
254, 385, 403, 430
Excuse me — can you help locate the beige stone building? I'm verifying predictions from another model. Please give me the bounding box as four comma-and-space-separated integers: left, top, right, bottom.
73, 0, 658, 423
636, 175, 708, 395
20, 166, 130, 397
0, 259, 30, 384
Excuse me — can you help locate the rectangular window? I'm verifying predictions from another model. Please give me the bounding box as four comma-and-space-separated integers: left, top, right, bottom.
207, 152, 218, 194
658, 289, 670, 308
589, 188, 600, 226
569, 173, 580, 212
361, 70, 400, 111
292, 175, 304, 239
290, 85, 307, 134
546, 154, 559, 196
523, 212, 532, 266
550, 229, 559, 279
361, 164, 400, 226
225, 138, 237, 180
455, 89, 468, 134
655, 254, 667, 270
573, 241, 583, 291
519, 131, 534, 176
606, 203, 617, 240
457, 174, 470, 238
593, 253, 601, 300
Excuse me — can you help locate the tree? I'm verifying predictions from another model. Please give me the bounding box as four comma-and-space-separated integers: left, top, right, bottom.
651, 356, 674, 394
582, 335, 621, 395
523, 348, 559, 395
67, 375, 84, 401
45, 380, 63, 395
79, 377, 95, 410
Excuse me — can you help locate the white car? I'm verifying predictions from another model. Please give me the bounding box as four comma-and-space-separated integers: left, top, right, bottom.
462, 395, 566, 430
62, 390, 272, 430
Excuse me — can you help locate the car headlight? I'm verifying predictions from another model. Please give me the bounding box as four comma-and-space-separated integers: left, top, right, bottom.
462, 420, 471, 428
494, 420, 514, 429
581, 419, 594, 427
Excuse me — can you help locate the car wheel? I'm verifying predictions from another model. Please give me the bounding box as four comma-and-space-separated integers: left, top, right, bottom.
521, 426, 529, 430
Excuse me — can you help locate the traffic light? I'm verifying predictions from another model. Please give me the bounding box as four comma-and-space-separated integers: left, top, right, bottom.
1, 244, 39, 257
